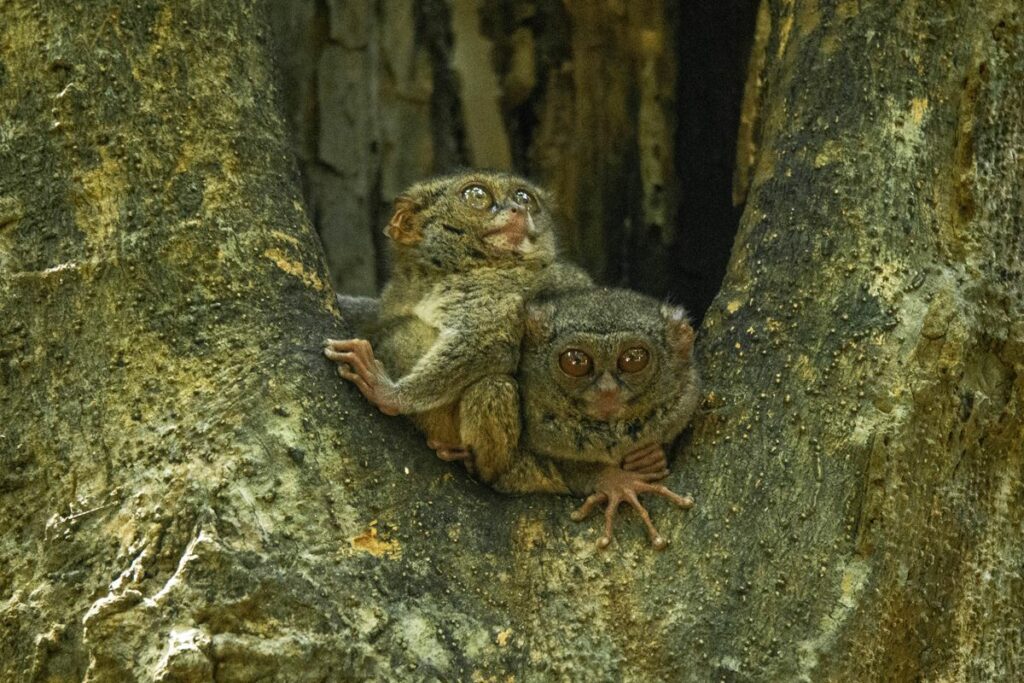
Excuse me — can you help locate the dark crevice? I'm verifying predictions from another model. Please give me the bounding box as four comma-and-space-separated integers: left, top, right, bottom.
667, 0, 761, 323
416, 0, 470, 172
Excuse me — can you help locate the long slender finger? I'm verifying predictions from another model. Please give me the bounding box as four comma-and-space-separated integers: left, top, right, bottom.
638, 482, 694, 509
436, 448, 471, 461
428, 439, 469, 452
336, 350, 371, 377
623, 489, 667, 550
338, 367, 374, 399
325, 338, 366, 353
623, 444, 661, 465
629, 459, 668, 475
324, 346, 346, 362
571, 492, 608, 522
635, 468, 670, 482
623, 449, 664, 470
598, 494, 622, 549
334, 351, 377, 384
348, 339, 377, 368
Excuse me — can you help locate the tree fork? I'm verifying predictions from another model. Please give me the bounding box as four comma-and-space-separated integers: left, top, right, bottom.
1, 1, 1021, 681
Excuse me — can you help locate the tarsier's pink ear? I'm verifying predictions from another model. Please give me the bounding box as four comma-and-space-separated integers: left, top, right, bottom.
384, 195, 421, 245
524, 302, 556, 344
661, 305, 695, 357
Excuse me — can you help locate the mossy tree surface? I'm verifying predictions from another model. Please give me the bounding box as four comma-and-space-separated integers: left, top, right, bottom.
0, 1, 1021, 682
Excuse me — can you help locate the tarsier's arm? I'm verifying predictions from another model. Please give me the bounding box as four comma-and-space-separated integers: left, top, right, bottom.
325, 311, 521, 416
489, 445, 664, 495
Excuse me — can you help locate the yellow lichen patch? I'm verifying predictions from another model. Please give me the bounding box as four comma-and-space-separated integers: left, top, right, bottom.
777, 0, 795, 60
149, 5, 175, 47
726, 299, 744, 315
911, 97, 929, 125
172, 140, 241, 214
263, 248, 327, 293
836, 0, 860, 20
814, 139, 844, 168
794, 354, 816, 382
512, 516, 547, 552
72, 149, 126, 252
867, 259, 904, 301
350, 524, 401, 559
471, 672, 515, 683
796, 0, 820, 37
270, 230, 301, 248
495, 628, 512, 647
820, 33, 840, 56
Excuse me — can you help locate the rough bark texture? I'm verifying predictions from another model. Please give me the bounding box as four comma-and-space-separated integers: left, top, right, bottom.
1, 2, 1021, 683
694, 1, 1024, 679
271, 0, 758, 322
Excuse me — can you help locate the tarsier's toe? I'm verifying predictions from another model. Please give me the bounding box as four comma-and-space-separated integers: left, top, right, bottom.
651, 535, 668, 550
427, 440, 472, 461
436, 448, 470, 461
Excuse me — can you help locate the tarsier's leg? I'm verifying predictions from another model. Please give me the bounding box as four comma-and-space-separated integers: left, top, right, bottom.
571, 463, 694, 551
457, 375, 520, 483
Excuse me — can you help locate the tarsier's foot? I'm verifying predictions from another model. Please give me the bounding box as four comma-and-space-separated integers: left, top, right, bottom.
323, 338, 401, 416
571, 466, 694, 551
621, 444, 670, 481
426, 438, 473, 462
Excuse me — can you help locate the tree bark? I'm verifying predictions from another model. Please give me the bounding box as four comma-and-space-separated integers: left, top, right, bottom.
1, 2, 1021, 683
271, 0, 759, 323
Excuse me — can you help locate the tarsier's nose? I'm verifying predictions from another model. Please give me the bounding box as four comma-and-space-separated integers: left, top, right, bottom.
595, 372, 619, 394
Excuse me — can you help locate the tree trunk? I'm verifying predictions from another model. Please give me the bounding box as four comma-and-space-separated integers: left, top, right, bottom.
1, 2, 1021, 683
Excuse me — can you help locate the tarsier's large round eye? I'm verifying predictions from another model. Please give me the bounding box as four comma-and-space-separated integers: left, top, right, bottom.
559, 349, 593, 377
617, 347, 650, 373
461, 184, 494, 211
513, 189, 536, 210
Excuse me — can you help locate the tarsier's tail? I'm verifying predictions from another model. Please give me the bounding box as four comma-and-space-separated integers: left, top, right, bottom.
336, 294, 381, 337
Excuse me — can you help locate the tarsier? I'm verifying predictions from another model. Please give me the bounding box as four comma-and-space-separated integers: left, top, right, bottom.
490, 287, 700, 549
325, 172, 697, 548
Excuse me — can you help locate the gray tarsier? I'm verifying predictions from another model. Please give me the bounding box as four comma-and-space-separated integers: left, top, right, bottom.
489, 287, 700, 549
325, 172, 698, 548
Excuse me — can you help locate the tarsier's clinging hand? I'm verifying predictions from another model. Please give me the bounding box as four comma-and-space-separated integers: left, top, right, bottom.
494, 287, 701, 550
323, 338, 401, 415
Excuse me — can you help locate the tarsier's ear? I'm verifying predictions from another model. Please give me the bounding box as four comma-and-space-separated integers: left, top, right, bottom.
384, 195, 422, 245
524, 302, 556, 344
661, 305, 695, 357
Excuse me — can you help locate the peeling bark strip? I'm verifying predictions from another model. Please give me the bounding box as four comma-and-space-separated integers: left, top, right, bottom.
1, 2, 1022, 682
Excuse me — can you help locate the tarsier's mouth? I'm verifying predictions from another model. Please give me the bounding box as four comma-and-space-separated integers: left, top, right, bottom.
586, 396, 626, 421
483, 213, 537, 249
